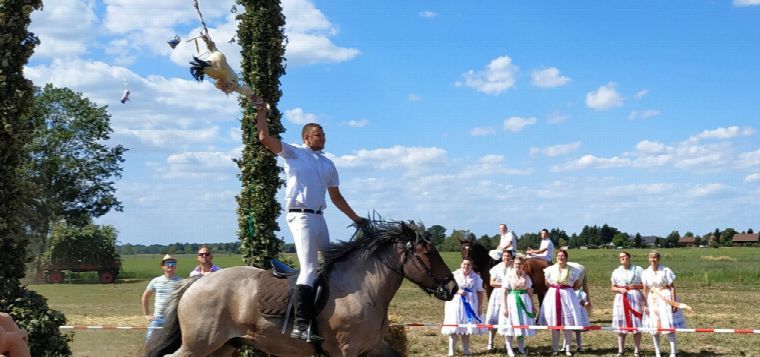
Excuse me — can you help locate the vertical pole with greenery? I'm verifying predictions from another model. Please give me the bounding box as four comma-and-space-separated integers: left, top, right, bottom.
1, 0, 72, 355
235, 0, 287, 268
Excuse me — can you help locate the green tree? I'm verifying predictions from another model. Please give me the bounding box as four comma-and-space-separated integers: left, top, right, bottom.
633, 233, 643, 248
0, 1, 72, 354
477, 234, 493, 250
612, 233, 630, 248
236, 0, 287, 269
721, 228, 736, 247
519, 232, 541, 251
426, 224, 447, 250
666, 230, 680, 248
23, 84, 126, 265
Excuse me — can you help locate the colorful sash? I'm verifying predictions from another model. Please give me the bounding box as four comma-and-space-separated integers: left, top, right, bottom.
509, 289, 536, 319
549, 284, 572, 326
461, 288, 481, 323
614, 285, 642, 328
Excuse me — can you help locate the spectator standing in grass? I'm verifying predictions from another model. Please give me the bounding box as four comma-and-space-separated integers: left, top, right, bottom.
141, 254, 183, 341
189, 246, 222, 277
441, 259, 484, 356
611, 251, 644, 357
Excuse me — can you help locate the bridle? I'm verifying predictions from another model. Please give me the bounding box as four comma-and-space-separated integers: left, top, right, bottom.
380, 232, 454, 299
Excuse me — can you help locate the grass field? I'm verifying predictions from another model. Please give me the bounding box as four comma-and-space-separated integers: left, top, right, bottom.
30, 248, 760, 356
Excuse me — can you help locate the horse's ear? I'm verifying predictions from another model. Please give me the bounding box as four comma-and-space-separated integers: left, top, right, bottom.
400, 222, 415, 241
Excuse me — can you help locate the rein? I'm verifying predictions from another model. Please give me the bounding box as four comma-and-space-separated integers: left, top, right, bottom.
379, 237, 454, 296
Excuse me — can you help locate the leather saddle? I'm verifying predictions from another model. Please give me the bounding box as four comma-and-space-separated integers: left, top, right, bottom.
255, 260, 328, 322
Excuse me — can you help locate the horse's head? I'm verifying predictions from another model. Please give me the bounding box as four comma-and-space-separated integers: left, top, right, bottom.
393, 222, 458, 301
459, 236, 475, 261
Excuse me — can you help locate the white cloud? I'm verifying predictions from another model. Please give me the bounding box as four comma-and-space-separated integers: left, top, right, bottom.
628, 109, 661, 120
29, 0, 98, 58
116, 127, 220, 147
332, 146, 447, 172
455, 56, 518, 95
688, 183, 730, 198
163, 150, 238, 179
635, 140, 668, 154
635, 89, 649, 99
547, 112, 569, 124
469, 127, 496, 136
503, 116, 536, 133
551, 154, 630, 172
461, 155, 534, 177
586, 82, 623, 111
689, 126, 755, 141
733, 0, 760, 6
283, 0, 360, 65
419, 10, 438, 18
529, 141, 581, 157
745, 173, 760, 183
347, 119, 368, 128
408, 94, 422, 102
531, 67, 570, 88
285, 108, 319, 124
738, 149, 760, 168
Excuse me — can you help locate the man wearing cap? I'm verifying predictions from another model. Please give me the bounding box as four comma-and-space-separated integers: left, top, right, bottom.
141, 254, 182, 341
255, 100, 366, 342
189, 246, 222, 277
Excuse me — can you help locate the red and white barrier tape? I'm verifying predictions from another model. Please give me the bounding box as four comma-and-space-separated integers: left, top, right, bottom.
60, 324, 760, 334
60, 326, 160, 330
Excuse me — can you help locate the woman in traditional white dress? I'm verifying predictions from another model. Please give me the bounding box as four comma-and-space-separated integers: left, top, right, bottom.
499, 254, 536, 357
611, 251, 645, 357
484, 249, 513, 351
539, 249, 589, 356
642, 250, 686, 357
441, 259, 484, 356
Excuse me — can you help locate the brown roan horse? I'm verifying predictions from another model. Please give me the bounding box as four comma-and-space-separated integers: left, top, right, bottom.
459, 239, 589, 306
146, 221, 458, 357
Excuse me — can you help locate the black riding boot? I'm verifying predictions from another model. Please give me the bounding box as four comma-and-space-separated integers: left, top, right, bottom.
291, 284, 323, 342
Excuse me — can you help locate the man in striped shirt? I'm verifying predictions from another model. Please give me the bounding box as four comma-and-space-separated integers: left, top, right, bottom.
141, 254, 182, 341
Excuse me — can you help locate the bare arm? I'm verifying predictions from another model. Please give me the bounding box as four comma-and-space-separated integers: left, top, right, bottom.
327, 186, 362, 223
489, 275, 501, 288
254, 98, 282, 154
141, 290, 153, 321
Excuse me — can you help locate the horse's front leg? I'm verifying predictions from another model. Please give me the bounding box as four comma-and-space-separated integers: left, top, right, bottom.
362, 341, 401, 357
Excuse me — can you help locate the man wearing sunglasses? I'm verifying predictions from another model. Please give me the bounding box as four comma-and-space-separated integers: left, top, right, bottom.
141, 254, 182, 341
189, 246, 222, 277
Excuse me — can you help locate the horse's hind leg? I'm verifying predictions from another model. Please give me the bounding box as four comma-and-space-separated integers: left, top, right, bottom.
363, 341, 401, 357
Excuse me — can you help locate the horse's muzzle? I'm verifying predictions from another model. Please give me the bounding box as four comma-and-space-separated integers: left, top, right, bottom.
434, 276, 458, 301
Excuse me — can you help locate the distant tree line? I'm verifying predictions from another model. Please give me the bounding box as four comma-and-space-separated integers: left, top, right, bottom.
117, 241, 296, 255
423, 224, 758, 252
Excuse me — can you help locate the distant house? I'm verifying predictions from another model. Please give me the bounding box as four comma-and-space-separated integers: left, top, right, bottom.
641, 236, 659, 247
732, 233, 759, 246
678, 236, 697, 247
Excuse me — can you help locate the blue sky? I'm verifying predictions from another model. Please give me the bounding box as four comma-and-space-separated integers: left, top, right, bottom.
27, 0, 760, 245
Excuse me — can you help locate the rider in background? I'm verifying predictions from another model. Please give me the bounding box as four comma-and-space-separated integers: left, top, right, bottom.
527, 228, 554, 263
254, 97, 366, 342
489, 223, 517, 262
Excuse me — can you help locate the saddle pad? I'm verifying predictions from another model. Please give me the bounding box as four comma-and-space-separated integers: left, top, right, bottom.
255, 273, 291, 317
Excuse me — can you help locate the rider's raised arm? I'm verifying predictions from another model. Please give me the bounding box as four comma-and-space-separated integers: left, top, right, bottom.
254, 98, 282, 154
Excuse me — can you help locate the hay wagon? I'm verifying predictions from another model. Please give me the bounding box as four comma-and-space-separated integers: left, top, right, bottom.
43, 257, 121, 284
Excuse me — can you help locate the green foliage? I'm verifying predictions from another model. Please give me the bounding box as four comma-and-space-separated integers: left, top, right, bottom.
476, 234, 493, 249
612, 233, 630, 248
44, 221, 119, 267
0, 281, 72, 356
1, 2, 72, 355
426, 224, 447, 250
666, 230, 680, 248
633, 233, 643, 248
236, 0, 287, 270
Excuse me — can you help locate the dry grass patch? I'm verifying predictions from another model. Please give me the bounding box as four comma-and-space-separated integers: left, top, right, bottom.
699, 255, 737, 261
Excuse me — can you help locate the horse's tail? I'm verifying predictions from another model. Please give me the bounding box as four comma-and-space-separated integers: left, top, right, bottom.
144, 276, 201, 357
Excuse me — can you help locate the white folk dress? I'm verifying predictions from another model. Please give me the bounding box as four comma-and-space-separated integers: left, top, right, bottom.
611, 265, 645, 333
441, 268, 484, 336
498, 270, 537, 337
484, 263, 511, 327
641, 265, 686, 334
539, 264, 589, 327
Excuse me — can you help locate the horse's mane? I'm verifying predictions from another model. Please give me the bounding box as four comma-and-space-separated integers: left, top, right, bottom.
321, 219, 425, 273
